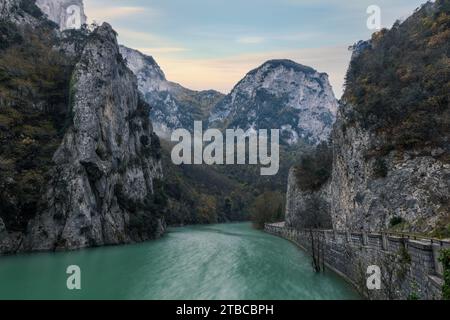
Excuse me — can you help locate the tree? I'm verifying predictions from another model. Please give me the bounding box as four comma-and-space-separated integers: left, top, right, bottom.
250, 191, 285, 229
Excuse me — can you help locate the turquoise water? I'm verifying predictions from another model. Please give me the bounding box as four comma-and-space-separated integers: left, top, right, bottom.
0, 223, 360, 300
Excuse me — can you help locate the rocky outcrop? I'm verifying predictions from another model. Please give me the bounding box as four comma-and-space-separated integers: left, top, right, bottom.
209, 59, 338, 145
329, 1, 450, 233
36, 0, 87, 30
285, 168, 332, 230
23, 23, 164, 252
285, 1, 450, 235
330, 104, 450, 232
0, 2, 165, 254
1, 0, 42, 25
0, 0, 17, 18
120, 51, 337, 146
119, 46, 224, 138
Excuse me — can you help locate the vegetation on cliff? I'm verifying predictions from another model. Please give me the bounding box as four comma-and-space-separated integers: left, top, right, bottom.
294, 142, 332, 192
0, 17, 74, 232
250, 191, 285, 229
160, 140, 309, 227
1, 3, 166, 252
160, 140, 251, 225
344, 0, 449, 160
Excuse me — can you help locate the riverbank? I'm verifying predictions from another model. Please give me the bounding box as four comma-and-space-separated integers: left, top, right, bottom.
265, 222, 446, 300
0, 223, 359, 300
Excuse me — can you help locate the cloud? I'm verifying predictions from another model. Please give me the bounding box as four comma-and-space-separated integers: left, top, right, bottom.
284, 0, 426, 29
117, 29, 161, 43
237, 36, 265, 44
136, 47, 189, 54
275, 32, 317, 41
117, 30, 189, 57
84, 1, 160, 23
236, 32, 317, 44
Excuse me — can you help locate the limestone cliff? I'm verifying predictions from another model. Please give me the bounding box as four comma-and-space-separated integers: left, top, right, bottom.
25, 23, 164, 252
331, 102, 449, 233
285, 0, 450, 235
119, 46, 224, 138
209, 60, 338, 146
36, 0, 87, 30
285, 143, 333, 230
285, 168, 332, 230
330, 0, 449, 234
0, 1, 165, 254
1, 0, 43, 25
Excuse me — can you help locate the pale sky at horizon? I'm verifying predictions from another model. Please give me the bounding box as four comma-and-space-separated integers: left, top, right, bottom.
84, 0, 428, 97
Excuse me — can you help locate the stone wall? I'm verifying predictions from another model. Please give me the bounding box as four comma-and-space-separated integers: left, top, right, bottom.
265, 222, 448, 300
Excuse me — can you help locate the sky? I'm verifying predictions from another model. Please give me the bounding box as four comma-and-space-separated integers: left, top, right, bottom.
84, 0, 428, 97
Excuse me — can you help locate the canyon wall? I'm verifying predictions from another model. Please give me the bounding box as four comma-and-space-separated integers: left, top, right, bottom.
285, 1, 449, 235
0, 1, 165, 254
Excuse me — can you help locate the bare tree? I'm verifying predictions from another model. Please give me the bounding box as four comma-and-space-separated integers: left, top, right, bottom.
310, 229, 325, 273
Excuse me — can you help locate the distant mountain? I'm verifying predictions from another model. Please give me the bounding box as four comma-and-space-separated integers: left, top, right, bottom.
209, 59, 338, 145
121, 49, 338, 146
119, 46, 224, 138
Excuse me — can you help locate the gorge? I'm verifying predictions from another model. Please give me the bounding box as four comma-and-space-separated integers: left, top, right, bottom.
0, 0, 449, 301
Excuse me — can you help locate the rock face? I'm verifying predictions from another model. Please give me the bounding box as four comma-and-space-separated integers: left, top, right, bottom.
1, 0, 41, 25
119, 46, 224, 138
36, 0, 87, 30
329, 1, 450, 233
0, 0, 17, 19
0, 2, 165, 254
121, 51, 336, 145
209, 60, 338, 145
285, 1, 450, 234
285, 168, 332, 230
330, 104, 450, 232
24, 23, 164, 252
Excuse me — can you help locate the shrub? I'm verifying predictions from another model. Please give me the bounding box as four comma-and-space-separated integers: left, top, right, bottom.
0, 21, 23, 50
373, 158, 388, 178
390, 216, 405, 227
294, 142, 332, 191
250, 191, 285, 229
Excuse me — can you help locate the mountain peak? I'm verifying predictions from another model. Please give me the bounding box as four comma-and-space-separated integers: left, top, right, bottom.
251, 59, 319, 76
209, 59, 338, 145
119, 46, 167, 94
120, 46, 164, 73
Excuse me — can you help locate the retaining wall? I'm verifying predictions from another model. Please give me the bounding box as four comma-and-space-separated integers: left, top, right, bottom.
265, 222, 448, 300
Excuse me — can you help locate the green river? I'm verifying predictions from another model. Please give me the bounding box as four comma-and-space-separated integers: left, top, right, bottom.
0, 223, 360, 300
